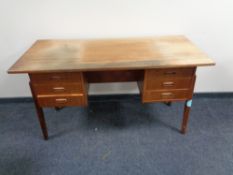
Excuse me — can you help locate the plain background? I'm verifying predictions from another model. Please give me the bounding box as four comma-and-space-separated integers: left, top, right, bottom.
0, 0, 232, 97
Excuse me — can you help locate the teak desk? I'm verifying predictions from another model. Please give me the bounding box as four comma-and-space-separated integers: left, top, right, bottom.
8, 36, 215, 140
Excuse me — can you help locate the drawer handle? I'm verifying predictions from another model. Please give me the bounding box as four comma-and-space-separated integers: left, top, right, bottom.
162, 82, 175, 87
55, 98, 68, 103
53, 87, 65, 92
161, 92, 174, 98
164, 71, 176, 75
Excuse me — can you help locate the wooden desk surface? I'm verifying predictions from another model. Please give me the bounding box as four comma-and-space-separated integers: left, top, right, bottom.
8, 35, 215, 73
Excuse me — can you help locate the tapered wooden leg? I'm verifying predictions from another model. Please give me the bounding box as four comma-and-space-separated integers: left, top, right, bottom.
29, 82, 48, 140
181, 100, 192, 134
34, 104, 48, 140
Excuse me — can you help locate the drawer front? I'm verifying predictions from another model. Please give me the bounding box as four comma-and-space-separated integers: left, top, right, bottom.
143, 90, 192, 102
30, 72, 82, 83
32, 83, 83, 95
37, 94, 86, 107
146, 77, 193, 90
146, 68, 195, 78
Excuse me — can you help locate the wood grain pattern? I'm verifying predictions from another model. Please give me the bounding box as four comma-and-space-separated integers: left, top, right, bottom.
32, 83, 84, 95
145, 77, 193, 90
8, 36, 215, 73
142, 89, 192, 102
29, 72, 88, 107
37, 94, 86, 107
144, 67, 195, 90
140, 68, 196, 103
85, 70, 143, 83
29, 72, 82, 83
146, 67, 195, 78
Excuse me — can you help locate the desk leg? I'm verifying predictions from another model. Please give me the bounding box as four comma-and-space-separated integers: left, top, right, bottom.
181, 99, 192, 134
29, 82, 48, 140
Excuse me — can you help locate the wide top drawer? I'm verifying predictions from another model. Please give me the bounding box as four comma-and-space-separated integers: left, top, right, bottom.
29, 72, 82, 83
146, 68, 195, 78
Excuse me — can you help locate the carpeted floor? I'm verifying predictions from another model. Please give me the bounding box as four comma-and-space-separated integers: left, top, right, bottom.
0, 95, 233, 175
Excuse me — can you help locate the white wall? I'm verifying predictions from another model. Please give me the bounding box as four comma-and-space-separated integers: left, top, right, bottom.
0, 0, 233, 97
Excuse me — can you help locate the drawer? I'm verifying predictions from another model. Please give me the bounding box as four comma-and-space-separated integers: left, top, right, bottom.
146, 68, 195, 78
37, 94, 86, 107
143, 89, 192, 102
145, 77, 193, 90
32, 83, 83, 95
29, 72, 82, 83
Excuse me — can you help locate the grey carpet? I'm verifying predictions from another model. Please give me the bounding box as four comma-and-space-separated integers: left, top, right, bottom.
0, 96, 233, 175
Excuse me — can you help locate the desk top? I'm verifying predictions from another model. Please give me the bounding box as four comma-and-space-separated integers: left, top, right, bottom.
8, 35, 215, 73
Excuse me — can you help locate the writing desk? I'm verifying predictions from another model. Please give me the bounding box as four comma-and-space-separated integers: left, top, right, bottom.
8, 36, 215, 140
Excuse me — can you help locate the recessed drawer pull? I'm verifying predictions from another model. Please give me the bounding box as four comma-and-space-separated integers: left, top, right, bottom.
162, 82, 175, 87
55, 98, 68, 103
161, 92, 174, 98
53, 87, 65, 92
164, 71, 176, 75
